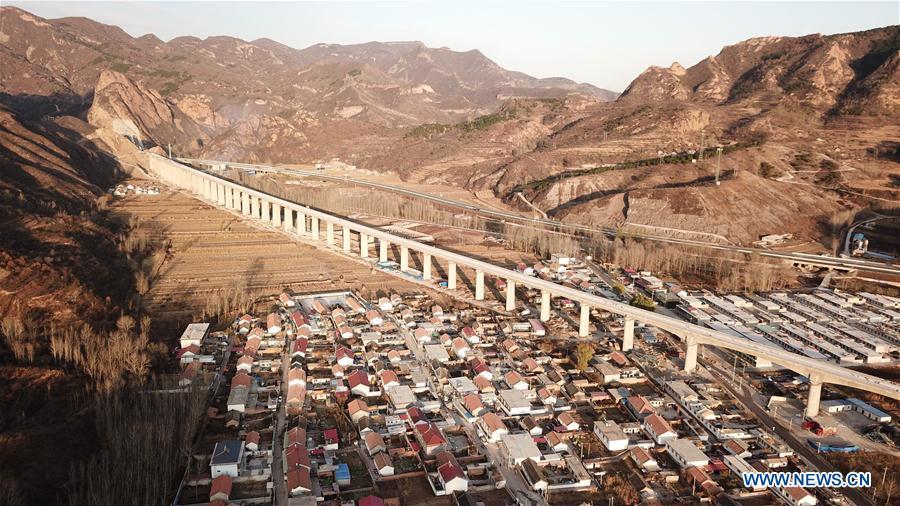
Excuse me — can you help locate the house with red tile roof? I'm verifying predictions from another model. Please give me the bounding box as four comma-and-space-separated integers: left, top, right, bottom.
286, 466, 311, 495
522, 357, 542, 374
644, 413, 677, 444
348, 398, 369, 424
323, 428, 339, 450
179, 361, 200, 386
436, 451, 468, 493
286, 384, 306, 408
209, 475, 232, 502
291, 338, 308, 358
463, 393, 485, 417
558, 411, 580, 431
176, 344, 201, 364
451, 337, 470, 359
231, 372, 252, 390
504, 370, 528, 390
236, 355, 253, 373
245, 431, 261, 452
414, 422, 447, 456
348, 370, 372, 397
378, 370, 400, 389
290, 310, 309, 330
286, 427, 307, 447
625, 395, 656, 419
284, 444, 311, 472
335, 346, 355, 367
358, 495, 385, 506
288, 367, 306, 387
373, 452, 394, 476
266, 312, 282, 334
474, 375, 494, 392
364, 431, 386, 456
365, 309, 383, 326
478, 412, 509, 442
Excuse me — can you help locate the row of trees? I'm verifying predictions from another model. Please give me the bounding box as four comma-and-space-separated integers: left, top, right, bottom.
591, 235, 794, 293
2, 313, 159, 393
66, 383, 207, 506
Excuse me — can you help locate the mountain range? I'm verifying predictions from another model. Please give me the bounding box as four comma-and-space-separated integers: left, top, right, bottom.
2, 6, 899, 254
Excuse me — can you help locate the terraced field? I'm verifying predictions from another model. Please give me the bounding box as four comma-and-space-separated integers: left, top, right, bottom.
109, 184, 422, 324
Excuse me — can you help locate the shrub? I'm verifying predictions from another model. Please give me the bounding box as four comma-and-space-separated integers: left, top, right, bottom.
759, 162, 781, 179
630, 293, 656, 311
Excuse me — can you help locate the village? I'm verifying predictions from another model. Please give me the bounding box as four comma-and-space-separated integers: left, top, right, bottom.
164, 247, 900, 506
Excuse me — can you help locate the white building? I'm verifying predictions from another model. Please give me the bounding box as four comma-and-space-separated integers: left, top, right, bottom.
386, 385, 417, 411
498, 389, 532, 416
210, 440, 244, 477
594, 420, 628, 451
665, 439, 709, 469
724, 455, 765, 491
499, 433, 542, 466
180, 323, 210, 348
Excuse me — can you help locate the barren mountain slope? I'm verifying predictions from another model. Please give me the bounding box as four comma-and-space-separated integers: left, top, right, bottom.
358, 26, 899, 245
2, 4, 897, 248
0, 5, 616, 163
0, 105, 132, 324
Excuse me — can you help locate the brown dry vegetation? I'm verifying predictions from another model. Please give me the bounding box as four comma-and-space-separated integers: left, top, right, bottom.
108, 186, 423, 332
591, 235, 797, 292
826, 452, 899, 503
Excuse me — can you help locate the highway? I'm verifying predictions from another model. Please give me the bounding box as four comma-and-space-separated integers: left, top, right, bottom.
150, 154, 900, 402
178, 157, 900, 276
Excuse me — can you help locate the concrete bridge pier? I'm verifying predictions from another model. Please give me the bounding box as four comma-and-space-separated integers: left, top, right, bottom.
379, 240, 389, 262
260, 199, 270, 223
684, 335, 699, 372
342, 226, 352, 253
216, 184, 224, 206
475, 271, 485, 301
283, 208, 293, 233
540, 290, 551, 322
422, 253, 432, 280
326, 222, 335, 246
806, 375, 824, 417
448, 262, 457, 289
296, 211, 306, 235
249, 196, 258, 218
400, 246, 409, 272
506, 281, 516, 311
360, 233, 369, 258
272, 203, 281, 227
241, 192, 250, 216
579, 304, 590, 337
227, 187, 235, 209
623, 318, 635, 352
311, 216, 319, 240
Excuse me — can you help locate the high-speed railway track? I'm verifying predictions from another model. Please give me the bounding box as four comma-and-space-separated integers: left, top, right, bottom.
179, 158, 900, 277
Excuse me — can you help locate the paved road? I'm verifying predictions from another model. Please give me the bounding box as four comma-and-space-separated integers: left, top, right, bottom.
179, 157, 900, 276
843, 216, 896, 258
702, 358, 873, 506
272, 341, 289, 505
452, 411, 546, 506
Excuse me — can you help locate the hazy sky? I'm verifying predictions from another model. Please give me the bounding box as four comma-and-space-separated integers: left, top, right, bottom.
8, 1, 899, 91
